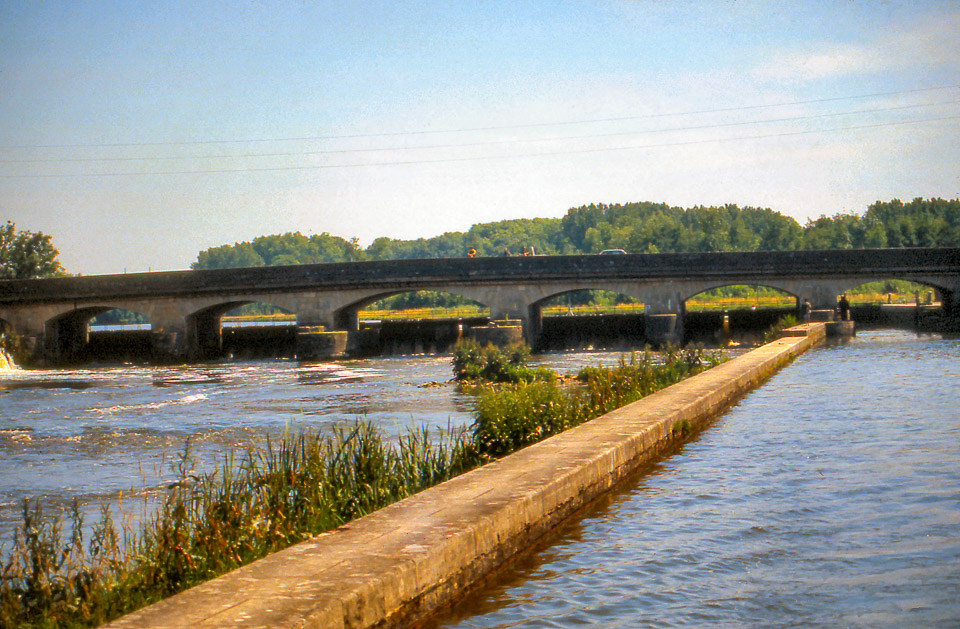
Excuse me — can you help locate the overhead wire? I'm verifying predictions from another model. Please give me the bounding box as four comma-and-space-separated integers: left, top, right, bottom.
4, 112, 958, 178
2, 97, 959, 165
1, 84, 957, 151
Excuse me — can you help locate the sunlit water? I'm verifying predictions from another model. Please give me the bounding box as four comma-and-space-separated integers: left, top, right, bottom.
0, 350, 637, 548
428, 329, 960, 628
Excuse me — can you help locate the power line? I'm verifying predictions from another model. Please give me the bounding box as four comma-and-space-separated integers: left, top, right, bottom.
3, 98, 959, 165
4, 113, 958, 179
1, 85, 957, 151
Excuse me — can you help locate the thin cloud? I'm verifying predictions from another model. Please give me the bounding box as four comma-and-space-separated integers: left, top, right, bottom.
753, 13, 960, 82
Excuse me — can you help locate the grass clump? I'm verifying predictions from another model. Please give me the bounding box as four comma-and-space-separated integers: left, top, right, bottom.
761, 314, 799, 344
452, 339, 554, 384
470, 345, 726, 461
0, 422, 475, 628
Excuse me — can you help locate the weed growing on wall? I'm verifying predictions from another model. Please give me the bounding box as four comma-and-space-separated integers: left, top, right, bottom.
471, 346, 726, 459
761, 314, 799, 344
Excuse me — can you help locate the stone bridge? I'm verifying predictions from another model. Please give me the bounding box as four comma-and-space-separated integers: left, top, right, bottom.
2, 248, 959, 363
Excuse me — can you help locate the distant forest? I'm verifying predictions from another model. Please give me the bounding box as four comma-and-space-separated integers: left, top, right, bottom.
192, 198, 960, 270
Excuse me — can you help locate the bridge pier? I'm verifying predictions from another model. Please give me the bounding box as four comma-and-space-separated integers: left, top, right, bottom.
43, 313, 89, 364
185, 310, 224, 361
644, 290, 684, 346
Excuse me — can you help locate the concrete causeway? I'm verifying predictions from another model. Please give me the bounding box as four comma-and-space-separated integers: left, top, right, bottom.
104, 324, 825, 629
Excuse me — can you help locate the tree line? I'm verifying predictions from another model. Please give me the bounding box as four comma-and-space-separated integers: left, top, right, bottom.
191, 198, 960, 270
2, 198, 957, 280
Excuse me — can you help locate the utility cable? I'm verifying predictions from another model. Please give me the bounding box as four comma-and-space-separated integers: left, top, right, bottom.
3, 113, 958, 178
2, 98, 958, 165
1, 85, 957, 151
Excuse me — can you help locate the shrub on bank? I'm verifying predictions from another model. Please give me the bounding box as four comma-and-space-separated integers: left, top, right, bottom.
452, 339, 554, 383
471, 346, 726, 459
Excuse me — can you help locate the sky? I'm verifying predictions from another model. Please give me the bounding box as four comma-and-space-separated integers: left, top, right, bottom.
1, 1, 959, 276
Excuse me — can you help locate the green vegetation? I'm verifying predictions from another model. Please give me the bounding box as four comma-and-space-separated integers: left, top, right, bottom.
89, 309, 150, 326
452, 340, 553, 384
0, 221, 65, 280
193, 232, 362, 269
761, 315, 799, 345
844, 279, 930, 303
0, 342, 725, 627
1, 423, 475, 628
685, 285, 796, 311
192, 198, 960, 271
453, 340, 725, 460
472, 346, 725, 459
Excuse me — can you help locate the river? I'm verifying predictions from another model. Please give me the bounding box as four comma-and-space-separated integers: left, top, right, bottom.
0, 349, 634, 549
427, 329, 960, 628
4, 331, 957, 627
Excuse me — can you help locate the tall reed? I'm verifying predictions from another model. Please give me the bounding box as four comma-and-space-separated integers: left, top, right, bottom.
471, 346, 725, 459
1, 421, 475, 628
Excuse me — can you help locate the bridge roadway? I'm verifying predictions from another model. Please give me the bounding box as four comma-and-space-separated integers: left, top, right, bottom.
1, 248, 959, 363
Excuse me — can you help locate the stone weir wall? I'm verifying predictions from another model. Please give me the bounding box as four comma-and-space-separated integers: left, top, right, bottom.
105, 324, 827, 629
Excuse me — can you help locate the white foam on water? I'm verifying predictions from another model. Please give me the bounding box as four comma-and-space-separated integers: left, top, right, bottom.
88, 393, 209, 416
0, 348, 18, 371
298, 363, 384, 382
0, 429, 32, 443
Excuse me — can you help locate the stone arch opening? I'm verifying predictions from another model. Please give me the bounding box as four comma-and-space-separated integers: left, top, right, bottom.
683, 284, 798, 312
357, 290, 491, 322
838, 279, 948, 329
839, 279, 935, 306
90, 308, 151, 329
683, 284, 798, 346
47, 306, 153, 364
188, 301, 297, 361
539, 289, 644, 316
347, 290, 493, 356
534, 289, 646, 351
222, 302, 296, 327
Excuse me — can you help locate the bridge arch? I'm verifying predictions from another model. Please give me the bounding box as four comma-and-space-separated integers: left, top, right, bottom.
531, 288, 646, 350
681, 284, 799, 346
335, 289, 493, 331
832, 277, 946, 303
681, 283, 799, 309
43, 305, 153, 363
184, 299, 297, 361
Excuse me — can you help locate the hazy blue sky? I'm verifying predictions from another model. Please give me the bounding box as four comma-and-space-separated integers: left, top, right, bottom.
2, 1, 959, 275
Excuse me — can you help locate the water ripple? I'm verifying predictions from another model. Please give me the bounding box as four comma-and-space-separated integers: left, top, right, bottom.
431, 330, 960, 628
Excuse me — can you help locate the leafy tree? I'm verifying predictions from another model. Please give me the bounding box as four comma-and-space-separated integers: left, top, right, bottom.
193, 242, 264, 269
0, 221, 65, 279
189, 198, 960, 280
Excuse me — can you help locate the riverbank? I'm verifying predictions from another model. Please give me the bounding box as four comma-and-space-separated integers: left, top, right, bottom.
104, 323, 825, 629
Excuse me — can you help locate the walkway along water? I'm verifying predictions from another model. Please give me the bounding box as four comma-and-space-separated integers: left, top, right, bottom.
104, 324, 826, 629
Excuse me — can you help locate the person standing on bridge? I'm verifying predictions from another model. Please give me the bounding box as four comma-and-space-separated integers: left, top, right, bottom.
800, 299, 812, 323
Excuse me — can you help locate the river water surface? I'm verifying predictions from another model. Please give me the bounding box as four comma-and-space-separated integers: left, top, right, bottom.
428, 329, 960, 628
2, 331, 957, 627
0, 349, 633, 548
